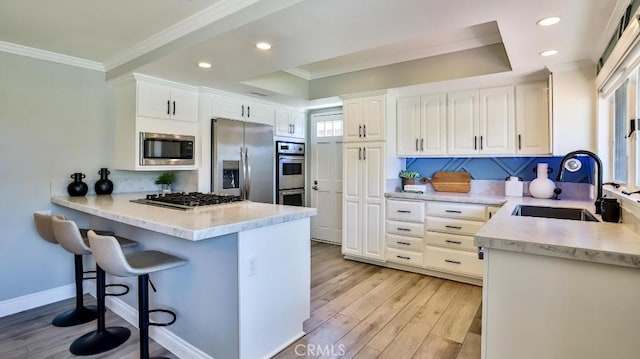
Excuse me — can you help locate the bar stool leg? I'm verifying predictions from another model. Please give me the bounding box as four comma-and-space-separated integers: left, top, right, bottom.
52, 255, 97, 327
69, 266, 131, 355
139, 274, 171, 359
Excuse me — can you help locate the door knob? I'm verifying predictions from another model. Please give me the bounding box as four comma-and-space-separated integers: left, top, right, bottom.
312, 185, 319, 190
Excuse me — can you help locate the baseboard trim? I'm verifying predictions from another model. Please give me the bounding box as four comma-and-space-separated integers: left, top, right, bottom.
87, 289, 213, 359
262, 331, 305, 359
0, 284, 76, 318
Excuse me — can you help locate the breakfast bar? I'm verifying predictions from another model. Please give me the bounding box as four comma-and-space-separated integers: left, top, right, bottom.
52, 193, 317, 359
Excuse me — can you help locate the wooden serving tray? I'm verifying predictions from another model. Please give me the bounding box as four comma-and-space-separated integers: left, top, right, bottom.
421, 171, 471, 193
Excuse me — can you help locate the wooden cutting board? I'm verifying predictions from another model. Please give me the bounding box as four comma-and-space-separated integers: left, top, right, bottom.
421, 171, 471, 193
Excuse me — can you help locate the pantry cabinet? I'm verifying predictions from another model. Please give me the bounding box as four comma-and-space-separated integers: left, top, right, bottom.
343, 95, 386, 142
343, 142, 386, 261
396, 94, 446, 156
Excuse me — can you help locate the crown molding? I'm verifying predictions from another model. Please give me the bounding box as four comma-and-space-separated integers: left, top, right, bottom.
103, 0, 260, 71
0, 41, 105, 72
283, 68, 312, 80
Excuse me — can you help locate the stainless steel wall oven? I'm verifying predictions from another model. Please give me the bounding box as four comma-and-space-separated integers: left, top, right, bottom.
276, 141, 305, 206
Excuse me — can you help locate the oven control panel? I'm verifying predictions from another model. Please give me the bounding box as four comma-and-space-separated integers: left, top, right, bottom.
277, 141, 304, 155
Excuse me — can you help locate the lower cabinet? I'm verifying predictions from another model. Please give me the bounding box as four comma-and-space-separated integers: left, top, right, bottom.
384, 198, 488, 284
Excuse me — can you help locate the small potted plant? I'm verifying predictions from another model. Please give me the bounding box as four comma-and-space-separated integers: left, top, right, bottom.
155, 172, 175, 193
399, 170, 420, 186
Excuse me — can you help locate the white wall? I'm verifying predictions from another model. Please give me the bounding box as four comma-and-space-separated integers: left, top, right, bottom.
551, 63, 597, 155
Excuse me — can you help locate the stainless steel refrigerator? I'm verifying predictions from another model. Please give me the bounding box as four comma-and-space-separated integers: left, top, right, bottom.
211, 118, 274, 204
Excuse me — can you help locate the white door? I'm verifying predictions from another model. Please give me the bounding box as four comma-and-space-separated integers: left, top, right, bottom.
310, 112, 344, 244
516, 82, 550, 154
396, 96, 421, 156
362, 95, 386, 141
342, 98, 363, 142
479, 86, 515, 155
448, 90, 479, 155
421, 93, 447, 155
170, 88, 198, 122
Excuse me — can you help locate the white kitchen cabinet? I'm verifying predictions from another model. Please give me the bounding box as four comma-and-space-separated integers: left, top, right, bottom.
424, 201, 486, 278
275, 109, 306, 139
211, 94, 275, 126
385, 199, 425, 267
447, 87, 515, 155
113, 75, 198, 171
516, 82, 550, 154
397, 94, 446, 156
343, 95, 385, 142
137, 81, 198, 122
342, 142, 385, 261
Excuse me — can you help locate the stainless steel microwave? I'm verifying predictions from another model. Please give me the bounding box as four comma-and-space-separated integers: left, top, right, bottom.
139, 132, 195, 166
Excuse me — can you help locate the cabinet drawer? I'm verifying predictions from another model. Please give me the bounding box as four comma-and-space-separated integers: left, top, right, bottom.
426, 216, 483, 236
427, 201, 486, 221
386, 234, 424, 252
386, 220, 424, 238
425, 231, 476, 252
386, 247, 424, 267
424, 246, 483, 277
387, 200, 425, 222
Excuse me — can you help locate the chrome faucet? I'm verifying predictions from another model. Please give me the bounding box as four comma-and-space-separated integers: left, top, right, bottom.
556, 150, 603, 214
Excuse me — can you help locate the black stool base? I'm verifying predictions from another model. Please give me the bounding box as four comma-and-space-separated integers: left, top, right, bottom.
51, 305, 98, 327
70, 327, 131, 356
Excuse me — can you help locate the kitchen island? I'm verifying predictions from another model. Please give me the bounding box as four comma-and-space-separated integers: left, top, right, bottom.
52, 193, 317, 359
475, 197, 640, 359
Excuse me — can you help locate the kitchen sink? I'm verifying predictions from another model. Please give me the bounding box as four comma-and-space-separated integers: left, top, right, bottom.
512, 205, 599, 222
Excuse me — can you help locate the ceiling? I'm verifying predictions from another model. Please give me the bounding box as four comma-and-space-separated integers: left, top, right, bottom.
0, 0, 623, 107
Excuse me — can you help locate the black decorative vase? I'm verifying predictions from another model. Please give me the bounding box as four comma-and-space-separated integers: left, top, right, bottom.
68, 173, 88, 196
95, 168, 114, 195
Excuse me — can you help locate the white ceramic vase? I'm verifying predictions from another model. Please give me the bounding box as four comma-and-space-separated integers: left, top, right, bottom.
529, 163, 555, 199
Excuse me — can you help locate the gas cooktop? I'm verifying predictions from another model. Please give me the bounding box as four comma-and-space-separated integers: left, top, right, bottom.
131, 192, 243, 210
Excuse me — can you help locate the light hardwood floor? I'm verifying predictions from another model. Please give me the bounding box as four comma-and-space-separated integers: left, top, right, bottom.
0, 242, 481, 359
275, 242, 482, 359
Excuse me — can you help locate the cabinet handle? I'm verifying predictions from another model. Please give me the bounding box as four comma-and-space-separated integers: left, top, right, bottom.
359, 125, 362, 137
420, 138, 424, 151
445, 210, 462, 213
416, 139, 419, 151
247, 106, 250, 117
172, 101, 176, 115
397, 210, 411, 213
518, 134, 522, 150
474, 136, 477, 150
167, 100, 170, 115
445, 259, 462, 265
480, 135, 483, 150
445, 225, 462, 230
397, 241, 411, 245
363, 147, 366, 160
445, 239, 462, 245
397, 255, 411, 260
358, 147, 362, 160
241, 105, 245, 117
292, 124, 295, 134
363, 125, 367, 137
397, 228, 411, 232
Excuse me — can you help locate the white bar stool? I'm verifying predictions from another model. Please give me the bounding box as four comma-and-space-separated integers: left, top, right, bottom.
52, 216, 137, 355
88, 231, 187, 359
33, 213, 113, 327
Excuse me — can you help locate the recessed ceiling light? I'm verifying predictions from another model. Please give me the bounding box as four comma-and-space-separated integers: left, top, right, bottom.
540, 49, 558, 57
198, 61, 212, 69
537, 16, 561, 27
255, 42, 272, 50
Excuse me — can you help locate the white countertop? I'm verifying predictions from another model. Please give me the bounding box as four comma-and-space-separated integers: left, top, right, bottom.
52, 193, 317, 241
386, 191, 640, 269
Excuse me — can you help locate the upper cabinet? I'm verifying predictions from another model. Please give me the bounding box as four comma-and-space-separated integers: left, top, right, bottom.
343, 95, 386, 142
112, 75, 199, 171
397, 94, 446, 156
211, 94, 275, 126
515, 82, 550, 155
275, 109, 306, 139
397, 81, 549, 157
137, 81, 198, 122
448, 86, 515, 155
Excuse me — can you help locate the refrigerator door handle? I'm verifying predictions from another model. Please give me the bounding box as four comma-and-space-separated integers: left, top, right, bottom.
245, 147, 251, 200
240, 146, 246, 199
